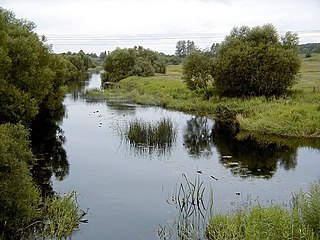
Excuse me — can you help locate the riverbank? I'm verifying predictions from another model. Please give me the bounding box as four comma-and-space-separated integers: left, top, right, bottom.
85, 54, 320, 138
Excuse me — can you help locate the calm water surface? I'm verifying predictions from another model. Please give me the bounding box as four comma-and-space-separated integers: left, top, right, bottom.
50, 72, 320, 239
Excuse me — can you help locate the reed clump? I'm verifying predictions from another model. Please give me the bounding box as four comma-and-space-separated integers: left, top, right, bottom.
125, 117, 176, 151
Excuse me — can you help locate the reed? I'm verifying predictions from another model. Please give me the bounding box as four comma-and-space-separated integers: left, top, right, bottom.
159, 173, 214, 239
124, 118, 177, 155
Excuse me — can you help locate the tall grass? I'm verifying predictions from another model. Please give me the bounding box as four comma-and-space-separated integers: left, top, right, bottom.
38, 192, 87, 239
123, 118, 177, 156
205, 179, 320, 240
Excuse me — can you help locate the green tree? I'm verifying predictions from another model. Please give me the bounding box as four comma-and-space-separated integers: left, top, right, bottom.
0, 8, 73, 125
212, 24, 301, 97
101, 46, 166, 83
175, 40, 197, 58
182, 50, 213, 99
101, 48, 136, 82
0, 124, 41, 237
175, 40, 187, 57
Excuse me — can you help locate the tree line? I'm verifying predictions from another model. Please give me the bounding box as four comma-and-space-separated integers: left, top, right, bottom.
0, 8, 83, 239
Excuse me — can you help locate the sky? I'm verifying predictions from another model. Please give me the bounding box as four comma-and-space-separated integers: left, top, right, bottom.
1, 0, 320, 54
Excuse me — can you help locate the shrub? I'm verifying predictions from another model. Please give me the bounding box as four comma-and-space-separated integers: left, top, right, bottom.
212, 24, 301, 97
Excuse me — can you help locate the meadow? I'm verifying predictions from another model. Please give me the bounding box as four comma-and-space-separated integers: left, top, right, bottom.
86, 54, 320, 138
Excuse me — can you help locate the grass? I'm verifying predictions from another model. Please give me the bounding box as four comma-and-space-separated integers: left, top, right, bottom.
85, 54, 320, 138
38, 192, 87, 239
122, 117, 177, 156
205, 179, 320, 240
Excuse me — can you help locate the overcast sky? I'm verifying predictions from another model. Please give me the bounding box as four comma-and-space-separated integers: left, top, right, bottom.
1, 0, 319, 54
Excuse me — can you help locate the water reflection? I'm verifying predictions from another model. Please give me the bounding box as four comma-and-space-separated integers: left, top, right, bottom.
183, 118, 300, 179
31, 107, 69, 196
67, 72, 101, 101
183, 117, 215, 158
212, 121, 298, 178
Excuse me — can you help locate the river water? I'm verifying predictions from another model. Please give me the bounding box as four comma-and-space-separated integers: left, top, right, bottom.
48, 72, 320, 239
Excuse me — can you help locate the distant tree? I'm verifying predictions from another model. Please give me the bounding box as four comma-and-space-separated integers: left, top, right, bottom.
175, 40, 197, 58
99, 51, 107, 62
212, 24, 301, 97
101, 46, 166, 83
175, 40, 187, 57
183, 50, 213, 99
210, 43, 220, 57
102, 48, 136, 82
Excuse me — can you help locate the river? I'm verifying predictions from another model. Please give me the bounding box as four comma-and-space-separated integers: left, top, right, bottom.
44, 72, 320, 239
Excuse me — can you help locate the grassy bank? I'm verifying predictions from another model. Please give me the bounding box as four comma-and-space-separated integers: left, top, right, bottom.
205, 179, 320, 240
85, 54, 320, 138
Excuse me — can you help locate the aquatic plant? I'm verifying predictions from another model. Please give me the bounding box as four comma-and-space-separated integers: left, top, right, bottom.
124, 117, 177, 155
159, 173, 214, 239
39, 192, 87, 239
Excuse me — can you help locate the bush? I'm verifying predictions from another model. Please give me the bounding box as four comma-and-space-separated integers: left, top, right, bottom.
182, 50, 213, 99
213, 24, 301, 97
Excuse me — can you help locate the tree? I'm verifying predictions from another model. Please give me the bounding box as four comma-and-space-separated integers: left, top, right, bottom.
101, 46, 166, 83
212, 24, 301, 97
101, 48, 136, 82
0, 8, 75, 125
182, 50, 213, 99
175, 40, 197, 58
175, 40, 187, 57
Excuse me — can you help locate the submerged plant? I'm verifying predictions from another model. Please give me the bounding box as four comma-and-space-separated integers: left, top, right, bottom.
124, 117, 177, 156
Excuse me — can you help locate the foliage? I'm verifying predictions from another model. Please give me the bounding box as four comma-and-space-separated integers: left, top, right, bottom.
0, 124, 41, 238
206, 179, 320, 240
300, 43, 320, 54
212, 24, 301, 97
101, 46, 166, 83
175, 40, 197, 58
0, 8, 75, 125
61, 50, 98, 75
182, 50, 214, 99
40, 192, 86, 239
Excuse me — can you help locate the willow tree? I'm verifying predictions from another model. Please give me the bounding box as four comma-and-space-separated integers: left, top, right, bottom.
212, 24, 301, 97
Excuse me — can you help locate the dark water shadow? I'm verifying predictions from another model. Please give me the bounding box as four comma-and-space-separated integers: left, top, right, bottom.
30, 106, 69, 196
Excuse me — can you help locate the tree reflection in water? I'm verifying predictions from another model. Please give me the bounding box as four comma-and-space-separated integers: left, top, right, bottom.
30, 106, 69, 196
183, 117, 299, 179
183, 117, 215, 158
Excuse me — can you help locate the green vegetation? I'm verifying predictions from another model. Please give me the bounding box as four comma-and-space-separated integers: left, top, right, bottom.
86, 51, 320, 138
40, 192, 86, 239
123, 118, 176, 155
213, 24, 301, 97
0, 8, 85, 239
101, 46, 166, 83
183, 50, 214, 99
205, 179, 320, 240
